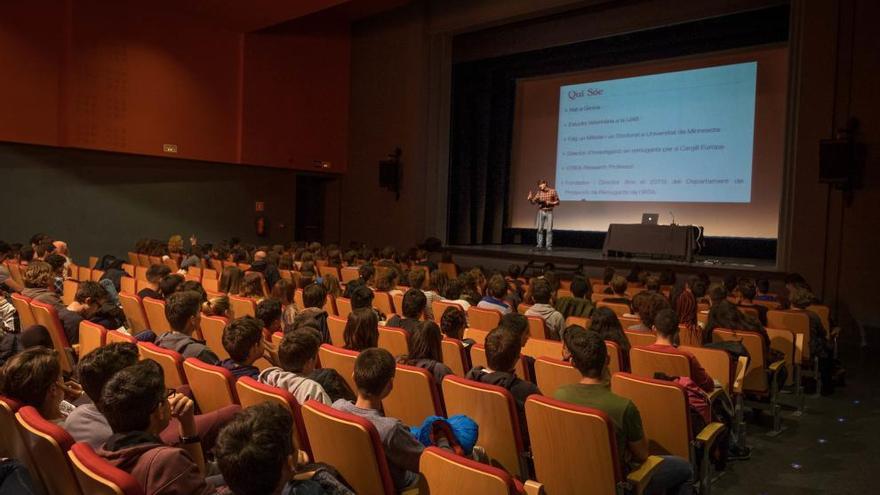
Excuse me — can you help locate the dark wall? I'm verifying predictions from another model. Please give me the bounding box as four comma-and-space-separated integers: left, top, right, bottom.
0, 142, 298, 264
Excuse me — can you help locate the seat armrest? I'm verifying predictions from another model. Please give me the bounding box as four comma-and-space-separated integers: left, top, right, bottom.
523, 480, 545, 495
768, 360, 786, 372
707, 388, 725, 403
695, 422, 726, 449
626, 455, 665, 495
733, 356, 748, 395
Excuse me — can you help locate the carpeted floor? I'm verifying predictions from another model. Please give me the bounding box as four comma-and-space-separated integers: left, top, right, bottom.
714, 330, 879, 494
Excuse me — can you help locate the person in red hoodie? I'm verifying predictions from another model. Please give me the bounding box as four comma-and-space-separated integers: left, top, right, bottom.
643, 308, 715, 393
97, 359, 214, 495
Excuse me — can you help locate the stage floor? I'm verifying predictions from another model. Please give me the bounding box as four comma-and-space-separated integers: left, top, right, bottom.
447, 244, 779, 276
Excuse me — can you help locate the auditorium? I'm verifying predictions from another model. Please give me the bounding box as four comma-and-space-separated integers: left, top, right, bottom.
1, 0, 878, 493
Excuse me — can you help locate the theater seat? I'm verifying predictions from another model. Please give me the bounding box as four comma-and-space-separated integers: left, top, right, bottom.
327, 315, 347, 347
526, 316, 548, 340
317, 344, 359, 392
419, 446, 543, 495
11, 293, 37, 329
467, 307, 503, 331
16, 405, 80, 495
533, 357, 581, 396
68, 442, 145, 495
78, 321, 108, 358
137, 342, 186, 388
199, 315, 231, 361
30, 300, 76, 374
235, 377, 312, 458
141, 297, 172, 335
441, 338, 469, 376
183, 358, 238, 413
432, 300, 464, 324
382, 363, 444, 426
378, 326, 410, 357
229, 295, 257, 319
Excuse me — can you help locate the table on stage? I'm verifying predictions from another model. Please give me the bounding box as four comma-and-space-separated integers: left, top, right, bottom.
602, 224, 699, 261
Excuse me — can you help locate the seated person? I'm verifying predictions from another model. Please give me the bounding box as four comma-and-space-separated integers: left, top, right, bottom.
601, 275, 631, 308
554, 275, 594, 319
45, 253, 67, 294
297, 283, 330, 343
408, 269, 439, 321
66, 343, 239, 450
755, 279, 776, 301
221, 316, 265, 379
441, 278, 471, 311
644, 275, 662, 294
58, 281, 123, 345
396, 321, 453, 385
477, 274, 512, 314
556, 327, 693, 494
256, 298, 283, 338
525, 279, 565, 340
158, 273, 185, 299
342, 264, 375, 298
588, 307, 631, 371
97, 360, 214, 495
643, 309, 714, 392
735, 279, 768, 325
258, 328, 332, 405
440, 306, 474, 351
789, 287, 836, 393
350, 283, 385, 322
707, 283, 728, 307
155, 291, 221, 365
465, 327, 539, 442
332, 348, 425, 491
386, 289, 425, 334
0, 347, 79, 424
21, 261, 64, 310
138, 264, 171, 300
215, 402, 354, 495
629, 292, 671, 332
343, 307, 380, 351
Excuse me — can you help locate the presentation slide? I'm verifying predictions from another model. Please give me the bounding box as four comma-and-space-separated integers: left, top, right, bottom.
555, 62, 758, 203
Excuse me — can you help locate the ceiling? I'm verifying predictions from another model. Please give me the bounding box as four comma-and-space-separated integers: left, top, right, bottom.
151, 0, 410, 32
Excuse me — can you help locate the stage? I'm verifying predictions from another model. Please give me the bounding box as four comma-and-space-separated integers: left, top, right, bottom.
446, 244, 781, 279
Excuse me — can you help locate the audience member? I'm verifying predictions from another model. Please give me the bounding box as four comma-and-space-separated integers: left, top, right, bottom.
219, 266, 244, 295
587, 307, 631, 370
298, 283, 330, 342
441, 278, 471, 311
270, 278, 297, 332
386, 289, 426, 334
255, 298, 283, 335
439, 306, 472, 348
525, 278, 565, 340
0, 347, 76, 423
155, 291, 221, 365
644, 309, 714, 392
221, 316, 265, 379
21, 261, 64, 309
477, 274, 511, 314
602, 275, 631, 308
158, 273, 185, 298
139, 265, 171, 300
259, 329, 332, 405
343, 307, 380, 351
554, 275, 593, 318
58, 281, 123, 345
630, 292, 671, 332
397, 321, 453, 385
735, 279, 769, 325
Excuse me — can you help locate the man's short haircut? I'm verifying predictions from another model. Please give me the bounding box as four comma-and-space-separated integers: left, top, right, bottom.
350, 284, 375, 310
645, 276, 661, 292
485, 275, 508, 300
255, 298, 282, 329
302, 283, 327, 309
737, 279, 757, 301
222, 317, 264, 363
164, 290, 202, 331
707, 283, 728, 305
443, 278, 463, 300
146, 264, 172, 283
484, 328, 522, 373
499, 312, 528, 343
408, 269, 426, 290
531, 279, 552, 304
100, 359, 165, 433
76, 343, 139, 402
45, 253, 66, 271
353, 348, 396, 396
358, 264, 375, 283
564, 326, 606, 378
74, 281, 107, 304
278, 329, 322, 373
789, 287, 815, 309
0, 347, 60, 408
636, 293, 671, 328
756, 279, 770, 294
610, 275, 628, 295
159, 274, 185, 296
215, 402, 294, 495
653, 309, 679, 337
24, 261, 53, 289
440, 306, 467, 340
401, 288, 427, 319
570, 276, 590, 298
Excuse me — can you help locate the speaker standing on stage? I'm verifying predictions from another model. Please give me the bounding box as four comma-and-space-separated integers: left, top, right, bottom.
527, 180, 560, 250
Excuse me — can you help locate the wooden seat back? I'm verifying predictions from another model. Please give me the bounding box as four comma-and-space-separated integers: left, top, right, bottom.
767, 310, 811, 359
183, 358, 238, 413
137, 342, 186, 388
317, 344, 359, 392
623, 330, 656, 347
463, 327, 489, 345
235, 377, 311, 457
432, 300, 463, 323
119, 292, 149, 334
372, 291, 395, 317
534, 357, 581, 396
713, 329, 769, 394
440, 338, 469, 376
228, 295, 257, 319
610, 373, 692, 459
629, 346, 691, 380
522, 337, 563, 361
682, 345, 733, 393
79, 321, 108, 357
63, 279, 79, 305
420, 446, 522, 495
68, 442, 146, 495
378, 326, 410, 357
327, 315, 347, 347
199, 315, 230, 361
336, 297, 353, 319
467, 307, 503, 331
596, 301, 629, 317
16, 406, 80, 495
526, 316, 548, 340
383, 364, 444, 426
10, 293, 37, 329
30, 300, 75, 373
142, 297, 172, 335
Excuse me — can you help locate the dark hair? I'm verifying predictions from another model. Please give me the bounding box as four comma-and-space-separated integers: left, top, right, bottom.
756, 279, 770, 294
75, 281, 107, 304
271, 279, 295, 305
653, 309, 679, 337
610, 275, 627, 295
443, 278, 464, 300
737, 279, 757, 301
570, 276, 590, 298
76, 343, 140, 403
302, 283, 327, 309
645, 276, 661, 292
279, 329, 322, 373
223, 317, 264, 363
353, 348, 395, 396
239, 272, 265, 298
349, 284, 374, 310
635, 293, 671, 328
344, 308, 379, 351
100, 360, 165, 433
486, 274, 508, 298
707, 283, 728, 305
45, 253, 66, 272
429, 270, 449, 295
564, 326, 607, 378
158, 274, 185, 297
401, 288, 427, 319
484, 328, 521, 372
176, 280, 207, 302
358, 264, 375, 284
723, 274, 738, 293
690, 277, 708, 298
215, 402, 293, 495
145, 264, 171, 284
164, 290, 202, 331
531, 279, 552, 304
404, 321, 443, 362
220, 266, 244, 294
588, 307, 630, 352
0, 347, 60, 408
499, 312, 529, 344
255, 298, 282, 329
602, 267, 615, 285
408, 269, 427, 290
440, 306, 467, 340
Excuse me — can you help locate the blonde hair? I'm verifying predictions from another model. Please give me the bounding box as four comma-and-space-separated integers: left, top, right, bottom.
202, 295, 230, 317
24, 261, 54, 289
168, 235, 184, 253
